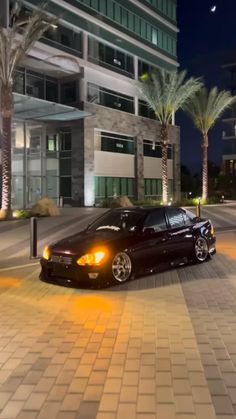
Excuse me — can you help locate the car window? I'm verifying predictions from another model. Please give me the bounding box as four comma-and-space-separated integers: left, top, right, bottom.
87, 210, 145, 232
166, 208, 185, 229
182, 209, 195, 226
143, 210, 167, 232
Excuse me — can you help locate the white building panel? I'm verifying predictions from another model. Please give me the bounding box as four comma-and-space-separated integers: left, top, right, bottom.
144, 157, 173, 179
95, 151, 135, 178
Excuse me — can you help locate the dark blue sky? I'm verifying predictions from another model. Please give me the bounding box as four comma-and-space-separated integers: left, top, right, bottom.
177, 0, 236, 173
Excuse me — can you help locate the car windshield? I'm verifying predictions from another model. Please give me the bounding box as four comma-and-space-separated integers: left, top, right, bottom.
87, 210, 145, 232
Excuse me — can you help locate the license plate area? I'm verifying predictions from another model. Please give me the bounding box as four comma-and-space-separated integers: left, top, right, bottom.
51, 255, 73, 265
50, 262, 74, 279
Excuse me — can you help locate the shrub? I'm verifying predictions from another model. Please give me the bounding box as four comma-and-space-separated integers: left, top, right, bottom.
13, 209, 30, 219
111, 196, 133, 208
31, 197, 60, 217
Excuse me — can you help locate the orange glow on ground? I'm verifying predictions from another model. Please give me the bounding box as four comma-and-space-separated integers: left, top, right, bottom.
0, 277, 21, 288
217, 233, 236, 261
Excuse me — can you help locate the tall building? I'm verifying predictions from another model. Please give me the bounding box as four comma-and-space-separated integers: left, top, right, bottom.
222, 58, 236, 176
0, 0, 180, 208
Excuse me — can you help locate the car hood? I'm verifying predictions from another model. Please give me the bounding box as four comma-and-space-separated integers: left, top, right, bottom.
50, 229, 129, 256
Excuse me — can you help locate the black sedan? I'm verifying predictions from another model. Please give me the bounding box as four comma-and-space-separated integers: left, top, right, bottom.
40, 206, 216, 287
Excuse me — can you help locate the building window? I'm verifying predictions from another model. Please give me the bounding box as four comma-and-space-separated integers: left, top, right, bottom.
60, 80, 77, 105
78, 0, 177, 56
144, 178, 173, 197
14, 67, 59, 103
87, 83, 134, 114
60, 132, 72, 151
46, 79, 58, 102
14, 69, 25, 94
143, 0, 177, 21
95, 176, 134, 199
138, 60, 155, 77
60, 177, 71, 198
139, 100, 156, 120
95, 131, 134, 154
145, 178, 162, 197
88, 37, 134, 78
44, 25, 82, 57
144, 140, 172, 158
26, 71, 44, 99
46, 134, 59, 152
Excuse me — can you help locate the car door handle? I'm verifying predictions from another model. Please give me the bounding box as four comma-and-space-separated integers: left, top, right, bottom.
161, 236, 168, 242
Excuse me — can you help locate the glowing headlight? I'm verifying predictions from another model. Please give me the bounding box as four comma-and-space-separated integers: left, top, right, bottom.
211, 224, 215, 236
77, 250, 106, 266
43, 246, 51, 261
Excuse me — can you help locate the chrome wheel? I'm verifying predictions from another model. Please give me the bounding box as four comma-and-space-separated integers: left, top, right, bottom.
194, 237, 209, 262
112, 252, 132, 283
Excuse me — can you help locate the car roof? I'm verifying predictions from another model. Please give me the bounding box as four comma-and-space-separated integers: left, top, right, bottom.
112, 206, 179, 212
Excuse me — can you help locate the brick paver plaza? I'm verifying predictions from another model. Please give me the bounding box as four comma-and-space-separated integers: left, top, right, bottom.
0, 207, 236, 418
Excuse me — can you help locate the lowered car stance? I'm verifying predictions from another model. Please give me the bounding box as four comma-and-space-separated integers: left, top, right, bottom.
40, 206, 216, 287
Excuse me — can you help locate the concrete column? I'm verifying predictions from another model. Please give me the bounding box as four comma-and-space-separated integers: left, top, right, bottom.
135, 136, 144, 201
84, 124, 95, 206
71, 121, 85, 206
83, 32, 88, 61
134, 56, 139, 118
41, 124, 47, 199
134, 96, 139, 116
134, 55, 139, 80
0, 0, 9, 27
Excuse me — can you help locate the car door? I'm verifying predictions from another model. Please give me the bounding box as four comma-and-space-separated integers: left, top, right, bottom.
134, 209, 170, 271
165, 207, 194, 260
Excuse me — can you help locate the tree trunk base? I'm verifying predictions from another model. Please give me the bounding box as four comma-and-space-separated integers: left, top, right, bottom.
0, 209, 13, 220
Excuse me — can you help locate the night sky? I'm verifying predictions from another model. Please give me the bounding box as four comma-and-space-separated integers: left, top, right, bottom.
177, 0, 236, 173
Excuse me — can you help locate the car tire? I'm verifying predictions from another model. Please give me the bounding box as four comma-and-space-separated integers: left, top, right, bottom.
193, 236, 209, 263
111, 252, 132, 283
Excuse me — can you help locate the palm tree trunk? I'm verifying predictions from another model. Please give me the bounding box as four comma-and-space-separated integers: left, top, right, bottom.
1, 86, 13, 218
202, 134, 208, 202
160, 124, 168, 204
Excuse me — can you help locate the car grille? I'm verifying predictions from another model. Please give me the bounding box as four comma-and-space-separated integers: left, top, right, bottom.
51, 255, 73, 265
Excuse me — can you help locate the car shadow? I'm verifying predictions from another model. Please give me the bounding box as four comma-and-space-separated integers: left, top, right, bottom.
39, 251, 236, 294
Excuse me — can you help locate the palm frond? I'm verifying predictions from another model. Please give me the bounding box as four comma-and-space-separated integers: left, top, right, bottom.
136, 68, 202, 125
183, 87, 236, 134
0, 2, 57, 86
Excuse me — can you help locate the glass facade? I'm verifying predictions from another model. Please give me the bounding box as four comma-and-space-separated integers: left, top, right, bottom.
11, 122, 75, 209
14, 68, 59, 103
141, 0, 176, 21
88, 37, 134, 78
44, 25, 83, 57
76, 0, 177, 56
95, 176, 134, 199
87, 83, 134, 113
144, 178, 173, 198
59, 132, 72, 205
139, 100, 156, 120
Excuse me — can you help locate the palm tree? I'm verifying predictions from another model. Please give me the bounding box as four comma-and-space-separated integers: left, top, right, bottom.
137, 69, 202, 204
183, 87, 235, 202
0, 1, 56, 218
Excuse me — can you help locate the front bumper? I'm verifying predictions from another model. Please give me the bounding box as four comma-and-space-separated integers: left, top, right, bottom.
40, 258, 107, 287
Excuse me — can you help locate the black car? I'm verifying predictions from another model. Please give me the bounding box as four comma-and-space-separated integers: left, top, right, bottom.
40, 206, 216, 287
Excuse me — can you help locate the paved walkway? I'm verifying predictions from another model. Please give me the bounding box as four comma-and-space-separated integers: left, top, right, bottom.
0, 206, 236, 418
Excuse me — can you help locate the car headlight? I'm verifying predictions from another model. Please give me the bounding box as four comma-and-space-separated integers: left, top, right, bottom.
77, 250, 106, 266
210, 223, 215, 236
43, 246, 51, 261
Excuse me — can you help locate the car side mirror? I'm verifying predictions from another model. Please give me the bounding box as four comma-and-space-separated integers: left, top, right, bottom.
143, 227, 155, 235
